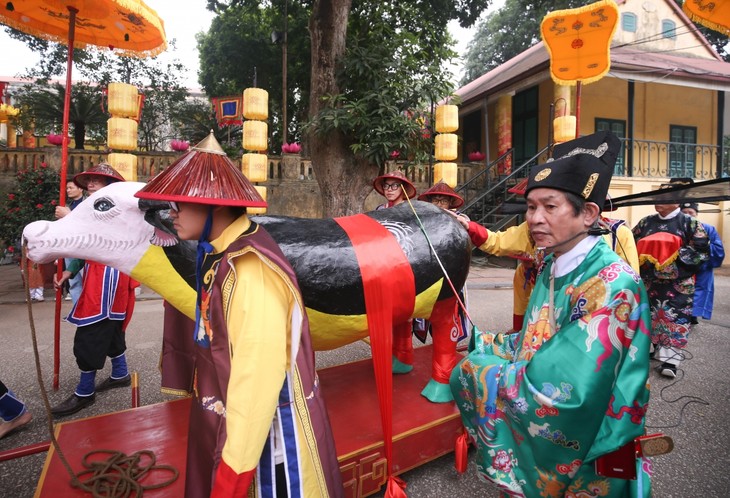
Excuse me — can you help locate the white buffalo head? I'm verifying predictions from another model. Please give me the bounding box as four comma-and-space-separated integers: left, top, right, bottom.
22, 181, 195, 317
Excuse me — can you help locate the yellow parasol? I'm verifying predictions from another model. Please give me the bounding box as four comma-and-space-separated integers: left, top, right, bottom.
0, 102, 21, 122
541, 0, 619, 136
1, 0, 166, 56
1, 0, 166, 389
683, 0, 730, 36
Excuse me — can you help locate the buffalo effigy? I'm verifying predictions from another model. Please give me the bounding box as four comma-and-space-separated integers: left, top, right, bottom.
22, 181, 471, 402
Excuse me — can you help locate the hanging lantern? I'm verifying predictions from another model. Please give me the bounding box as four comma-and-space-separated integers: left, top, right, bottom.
107, 117, 138, 150
553, 115, 577, 143
242, 153, 268, 182
243, 88, 269, 120
435, 105, 458, 133
434, 162, 458, 188
435, 133, 458, 161
243, 120, 268, 151
248, 186, 268, 214
108, 83, 139, 118
107, 153, 138, 181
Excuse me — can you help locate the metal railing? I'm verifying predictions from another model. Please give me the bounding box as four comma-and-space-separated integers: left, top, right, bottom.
618, 138, 725, 180
458, 146, 551, 231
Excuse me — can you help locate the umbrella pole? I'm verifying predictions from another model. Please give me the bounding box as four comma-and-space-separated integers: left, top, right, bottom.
53, 6, 78, 391
575, 80, 582, 138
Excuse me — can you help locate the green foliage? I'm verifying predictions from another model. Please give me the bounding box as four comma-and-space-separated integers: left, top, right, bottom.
11, 82, 106, 149
306, 2, 459, 167
197, 1, 312, 151
171, 97, 223, 144
0, 163, 60, 255
5, 28, 190, 151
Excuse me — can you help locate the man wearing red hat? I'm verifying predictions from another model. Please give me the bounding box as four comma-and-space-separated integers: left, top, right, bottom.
51, 163, 138, 417
372, 170, 417, 209
136, 134, 343, 497
372, 170, 420, 373
417, 180, 464, 210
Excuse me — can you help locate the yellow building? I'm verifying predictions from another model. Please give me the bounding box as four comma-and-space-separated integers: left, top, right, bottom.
455, 0, 730, 256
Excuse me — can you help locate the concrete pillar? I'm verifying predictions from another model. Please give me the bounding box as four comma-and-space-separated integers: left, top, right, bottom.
281, 153, 301, 180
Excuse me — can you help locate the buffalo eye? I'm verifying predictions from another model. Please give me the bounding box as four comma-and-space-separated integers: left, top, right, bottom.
94, 197, 115, 212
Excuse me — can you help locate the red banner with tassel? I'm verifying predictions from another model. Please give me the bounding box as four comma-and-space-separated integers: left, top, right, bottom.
335, 214, 416, 497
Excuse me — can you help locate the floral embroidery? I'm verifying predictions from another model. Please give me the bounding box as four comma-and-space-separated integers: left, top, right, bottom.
492, 449, 514, 473
201, 395, 226, 417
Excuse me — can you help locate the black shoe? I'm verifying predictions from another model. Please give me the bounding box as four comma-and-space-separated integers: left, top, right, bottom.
659, 363, 677, 378
690, 317, 699, 325
96, 374, 131, 392
51, 394, 95, 417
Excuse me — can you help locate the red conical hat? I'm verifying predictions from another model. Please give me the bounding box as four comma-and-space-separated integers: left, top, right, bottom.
74, 163, 125, 189
135, 132, 267, 207
372, 170, 417, 198
417, 181, 464, 209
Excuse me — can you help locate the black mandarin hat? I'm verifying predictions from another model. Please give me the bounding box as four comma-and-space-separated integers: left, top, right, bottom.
525, 131, 621, 206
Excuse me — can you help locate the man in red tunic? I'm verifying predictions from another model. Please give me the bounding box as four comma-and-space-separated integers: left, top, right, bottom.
51, 163, 137, 417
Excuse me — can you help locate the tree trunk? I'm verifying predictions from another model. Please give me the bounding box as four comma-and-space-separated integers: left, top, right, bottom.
308, 0, 378, 217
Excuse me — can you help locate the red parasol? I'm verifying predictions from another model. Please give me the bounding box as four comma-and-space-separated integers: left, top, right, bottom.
1, 0, 166, 389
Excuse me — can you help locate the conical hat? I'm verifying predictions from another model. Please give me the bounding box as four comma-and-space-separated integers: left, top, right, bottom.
135, 132, 266, 207
417, 181, 464, 209
372, 170, 417, 198
74, 163, 125, 189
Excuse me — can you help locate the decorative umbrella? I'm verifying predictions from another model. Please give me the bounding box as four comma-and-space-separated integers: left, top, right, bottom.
683, 0, 730, 36
540, 0, 619, 136
1, 0, 166, 389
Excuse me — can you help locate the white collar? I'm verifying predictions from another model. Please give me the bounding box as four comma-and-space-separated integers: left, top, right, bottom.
552, 235, 601, 278
658, 207, 680, 220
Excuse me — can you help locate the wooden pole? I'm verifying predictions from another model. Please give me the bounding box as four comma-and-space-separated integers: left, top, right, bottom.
575, 80, 582, 138
54, 6, 78, 390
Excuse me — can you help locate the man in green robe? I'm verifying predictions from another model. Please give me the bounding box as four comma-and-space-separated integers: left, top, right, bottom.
450, 131, 652, 497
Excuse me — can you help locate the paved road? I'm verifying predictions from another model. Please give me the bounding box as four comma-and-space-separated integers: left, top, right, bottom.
1, 259, 729, 497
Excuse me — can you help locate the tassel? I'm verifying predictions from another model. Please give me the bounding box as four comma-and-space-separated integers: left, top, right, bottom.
512, 314, 524, 332
385, 476, 407, 498
455, 429, 469, 473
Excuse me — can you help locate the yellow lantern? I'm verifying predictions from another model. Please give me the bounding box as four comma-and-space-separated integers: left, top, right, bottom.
243, 120, 268, 152
553, 115, 577, 143
108, 82, 139, 118
242, 153, 268, 182
434, 162, 458, 188
243, 88, 269, 120
107, 117, 138, 150
107, 153, 138, 181
435, 105, 458, 133
248, 186, 267, 214
434, 133, 458, 161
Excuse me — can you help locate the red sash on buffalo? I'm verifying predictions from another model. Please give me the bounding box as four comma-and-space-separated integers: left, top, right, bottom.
335, 214, 415, 497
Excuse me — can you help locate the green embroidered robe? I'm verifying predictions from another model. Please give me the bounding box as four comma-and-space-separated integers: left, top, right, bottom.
451, 239, 652, 497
